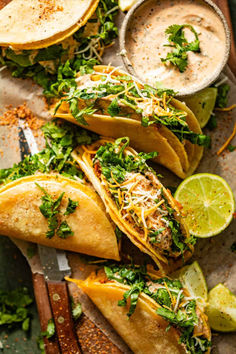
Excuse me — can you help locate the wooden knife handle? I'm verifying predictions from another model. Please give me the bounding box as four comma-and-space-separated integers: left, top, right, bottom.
32, 273, 61, 354
47, 281, 81, 354
212, 0, 236, 75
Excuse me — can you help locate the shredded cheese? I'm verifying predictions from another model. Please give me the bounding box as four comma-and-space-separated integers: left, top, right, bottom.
215, 104, 236, 112
217, 122, 236, 155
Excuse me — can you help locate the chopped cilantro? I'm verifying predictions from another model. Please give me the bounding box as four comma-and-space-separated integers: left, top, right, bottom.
227, 144, 236, 152
36, 183, 64, 239
57, 221, 74, 239
55, 73, 210, 147
71, 301, 83, 320
64, 198, 79, 215
107, 98, 120, 117
36, 184, 76, 239
0, 120, 98, 186
215, 83, 230, 108
41, 318, 55, 339
0, 287, 33, 331
104, 264, 211, 353
206, 114, 217, 130
161, 24, 200, 72
94, 137, 157, 184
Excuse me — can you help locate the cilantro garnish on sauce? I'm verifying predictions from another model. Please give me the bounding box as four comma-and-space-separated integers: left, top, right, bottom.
161, 24, 200, 72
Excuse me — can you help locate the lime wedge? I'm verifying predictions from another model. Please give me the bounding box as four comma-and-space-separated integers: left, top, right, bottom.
184, 88, 217, 128
119, 0, 138, 11
171, 261, 208, 308
175, 173, 235, 237
206, 284, 236, 332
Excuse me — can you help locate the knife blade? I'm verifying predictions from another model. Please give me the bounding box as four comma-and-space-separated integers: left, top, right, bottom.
18, 119, 81, 353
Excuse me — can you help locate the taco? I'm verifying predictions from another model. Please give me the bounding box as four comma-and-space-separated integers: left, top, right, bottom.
0, 1, 118, 93
52, 65, 210, 178
0, 0, 99, 49
0, 174, 120, 260
72, 137, 193, 274
68, 264, 211, 354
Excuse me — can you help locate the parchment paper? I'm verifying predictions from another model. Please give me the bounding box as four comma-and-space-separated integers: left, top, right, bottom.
0, 10, 235, 354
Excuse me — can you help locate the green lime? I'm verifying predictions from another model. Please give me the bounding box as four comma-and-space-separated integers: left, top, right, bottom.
206, 283, 236, 332
175, 173, 235, 237
118, 0, 138, 11
184, 88, 217, 128
171, 261, 208, 308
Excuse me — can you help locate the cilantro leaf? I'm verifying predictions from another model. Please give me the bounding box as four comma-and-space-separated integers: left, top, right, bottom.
41, 319, 55, 339
215, 83, 230, 108
95, 137, 157, 184
0, 120, 98, 186
64, 198, 79, 215
0, 287, 33, 331
107, 98, 120, 117
161, 24, 200, 72
72, 302, 83, 320
227, 144, 236, 152
57, 221, 74, 239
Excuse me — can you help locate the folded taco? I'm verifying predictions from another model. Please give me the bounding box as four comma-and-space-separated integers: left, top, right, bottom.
68, 264, 211, 354
52, 65, 210, 178
72, 137, 193, 274
0, 174, 120, 260
0, 0, 99, 49
0, 1, 118, 93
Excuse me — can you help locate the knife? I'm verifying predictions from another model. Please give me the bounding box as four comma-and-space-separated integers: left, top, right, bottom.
18, 120, 81, 354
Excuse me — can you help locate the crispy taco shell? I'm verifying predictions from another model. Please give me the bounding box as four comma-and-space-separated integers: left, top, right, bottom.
0, 0, 99, 49
72, 139, 193, 274
0, 174, 120, 260
68, 268, 211, 354
52, 65, 204, 178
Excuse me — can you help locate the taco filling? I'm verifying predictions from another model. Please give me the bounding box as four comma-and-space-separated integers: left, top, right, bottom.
55, 67, 210, 147
103, 264, 211, 353
74, 137, 193, 272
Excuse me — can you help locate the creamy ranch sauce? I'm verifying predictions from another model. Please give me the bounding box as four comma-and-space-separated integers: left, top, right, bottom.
126, 0, 226, 93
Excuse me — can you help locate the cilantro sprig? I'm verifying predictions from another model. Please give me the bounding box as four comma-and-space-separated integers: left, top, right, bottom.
161, 24, 200, 73
94, 137, 157, 184
36, 183, 78, 239
0, 120, 98, 185
0, 287, 33, 331
104, 264, 211, 353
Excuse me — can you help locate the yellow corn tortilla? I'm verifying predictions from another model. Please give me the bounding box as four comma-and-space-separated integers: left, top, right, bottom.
72, 139, 193, 274
68, 268, 211, 354
0, 0, 99, 49
52, 65, 204, 178
0, 174, 120, 260
59, 112, 186, 179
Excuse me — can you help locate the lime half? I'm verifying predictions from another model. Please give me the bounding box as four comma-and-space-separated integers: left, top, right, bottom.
119, 0, 138, 11
175, 173, 235, 237
171, 261, 208, 308
206, 284, 236, 332
184, 87, 217, 128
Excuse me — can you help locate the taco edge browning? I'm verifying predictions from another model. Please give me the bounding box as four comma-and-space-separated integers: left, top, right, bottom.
0, 0, 99, 49
72, 137, 194, 274
0, 174, 120, 260
68, 264, 211, 354
52, 65, 209, 178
